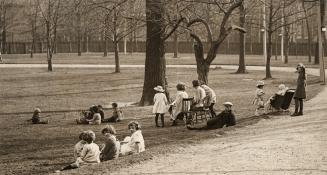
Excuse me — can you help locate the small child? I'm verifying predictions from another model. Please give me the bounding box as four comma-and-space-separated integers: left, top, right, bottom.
60, 130, 100, 171
31, 108, 49, 124
153, 85, 168, 127
253, 81, 265, 116
102, 103, 123, 123
120, 121, 145, 156
100, 125, 120, 161
74, 131, 88, 159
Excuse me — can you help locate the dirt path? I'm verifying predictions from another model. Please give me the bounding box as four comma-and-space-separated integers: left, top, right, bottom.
112, 82, 327, 174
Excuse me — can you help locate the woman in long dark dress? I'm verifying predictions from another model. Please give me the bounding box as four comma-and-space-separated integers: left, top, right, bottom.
291, 63, 306, 116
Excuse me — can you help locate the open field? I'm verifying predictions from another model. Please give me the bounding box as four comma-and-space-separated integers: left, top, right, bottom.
1, 53, 326, 69
0, 65, 323, 175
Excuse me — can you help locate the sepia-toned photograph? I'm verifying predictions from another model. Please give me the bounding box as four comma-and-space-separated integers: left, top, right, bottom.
0, 0, 326, 174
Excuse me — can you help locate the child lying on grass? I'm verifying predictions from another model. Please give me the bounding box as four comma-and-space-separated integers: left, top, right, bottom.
120, 121, 145, 156
187, 102, 236, 130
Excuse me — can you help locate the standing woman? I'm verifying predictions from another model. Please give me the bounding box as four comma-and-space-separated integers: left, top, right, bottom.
291, 63, 306, 116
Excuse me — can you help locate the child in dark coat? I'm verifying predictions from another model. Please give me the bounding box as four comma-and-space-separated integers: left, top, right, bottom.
291, 63, 307, 116
31, 108, 49, 124
187, 102, 236, 130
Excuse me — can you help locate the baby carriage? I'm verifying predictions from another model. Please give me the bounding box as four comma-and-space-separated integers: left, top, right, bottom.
267, 89, 295, 113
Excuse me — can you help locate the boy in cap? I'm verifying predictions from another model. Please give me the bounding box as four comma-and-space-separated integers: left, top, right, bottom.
187, 102, 236, 130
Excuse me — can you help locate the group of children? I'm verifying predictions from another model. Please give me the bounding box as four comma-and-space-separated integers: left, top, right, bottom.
58, 121, 145, 172
76, 103, 123, 125
253, 63, 307, 117
152, 80, 236, 129
30, 103, 123, 125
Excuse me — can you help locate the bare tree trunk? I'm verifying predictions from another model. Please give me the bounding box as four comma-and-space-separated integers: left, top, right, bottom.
77, 12, 82, 56
46, 21, 53, 72
113, 8, 120, 73
266, 31, 272, 79
1, 7, 7, 54
30, 22, 35, 58
173, 32, 178, 58
314, 42, 319, 64
193, 41, 209, 83
236, 2, 246, 74
114, 39, 120, 73
302, 1, 312, 62
103, 14, 108, 57
284, 32, 290, 64
140, 0, 166, 106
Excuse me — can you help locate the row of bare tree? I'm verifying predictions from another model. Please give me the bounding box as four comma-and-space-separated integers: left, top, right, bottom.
0, 0, 324, 105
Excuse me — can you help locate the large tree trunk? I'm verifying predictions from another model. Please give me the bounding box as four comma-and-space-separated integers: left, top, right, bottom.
194, 42, 209, 83
140, 0, 166, 106
236, 3, 246, 74
265, 31, 272, 79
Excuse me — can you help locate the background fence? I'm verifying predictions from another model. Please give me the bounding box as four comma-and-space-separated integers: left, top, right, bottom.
2, 40, 327, 56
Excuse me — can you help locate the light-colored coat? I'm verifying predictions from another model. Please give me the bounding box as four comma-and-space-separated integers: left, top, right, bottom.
193, 86, 206, 107
171, 91, 189, 120
253, 88, 265, 107
153, 93, 168, 114
201, 85, 217, 104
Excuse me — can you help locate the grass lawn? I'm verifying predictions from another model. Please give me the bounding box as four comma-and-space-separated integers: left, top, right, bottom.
1, 52, 326, 69
0, 65, 323, 175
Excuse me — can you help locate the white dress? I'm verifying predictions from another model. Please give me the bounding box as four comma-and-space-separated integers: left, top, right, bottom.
193, 86, 206, 107
171, 91, 189, 120
152, 93, 168, 114
120, 130, 145, 155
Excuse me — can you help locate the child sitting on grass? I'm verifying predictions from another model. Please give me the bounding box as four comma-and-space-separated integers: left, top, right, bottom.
59, 130, 100, 171
120, 121, 145, 156
31, 108, 49, 124
74, 131, 88, 159
253, 81, 265, 116
102, 103, 123, 123
76, 106, 101, 125
100, 125, 120, 161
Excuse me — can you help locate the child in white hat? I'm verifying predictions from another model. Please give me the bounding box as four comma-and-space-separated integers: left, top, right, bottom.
153, 85, 168, 127
253, 81, 265, 116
